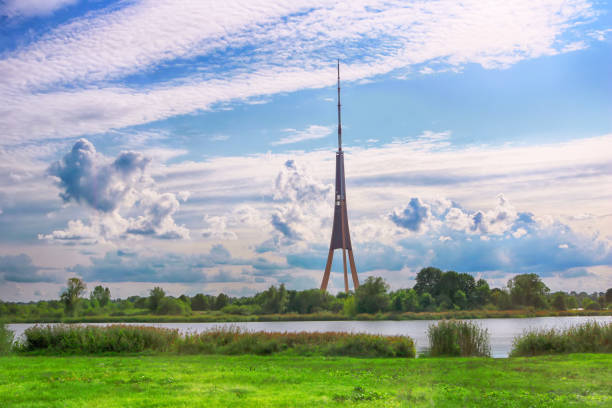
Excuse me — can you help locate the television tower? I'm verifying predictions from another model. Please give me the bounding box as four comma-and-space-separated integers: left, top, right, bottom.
320, 60, 359, 293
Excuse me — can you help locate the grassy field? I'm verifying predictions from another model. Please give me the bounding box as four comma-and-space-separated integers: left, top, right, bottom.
1, 354, 611, 407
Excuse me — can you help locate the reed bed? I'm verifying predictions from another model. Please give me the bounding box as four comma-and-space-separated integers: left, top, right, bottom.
426, 320, 490, 357
510, 321, 612, 356
0, 321, 14, 355
18, 324, 415, 357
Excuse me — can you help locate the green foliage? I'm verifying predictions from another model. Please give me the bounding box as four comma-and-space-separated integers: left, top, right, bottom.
221, 304, 260, 315
148, 287, 166, 312
510, 321, 612, 356
356, 276, 390, 313
606, 288, 612, 304
156, 297, 191, 315
419, 292, 435, 311
20, 324, 179, 353
190, 293, 211, 311
507, 273, 549, 308
19, 325, 415, 358
288, 289, 333, 314
414, 267, 443, 295
427, 320, 490, 357
214, 293, 230, 310
178, 327, 415, 358
342, 296, 357, 317
60, 278, 86, 316
90, 285, 111, 307
255, 285, 288, 314
0, 321, 14, 355
551, 292, 567, 310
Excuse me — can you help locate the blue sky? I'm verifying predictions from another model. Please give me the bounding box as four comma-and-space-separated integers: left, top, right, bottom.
0, 0, 611, 301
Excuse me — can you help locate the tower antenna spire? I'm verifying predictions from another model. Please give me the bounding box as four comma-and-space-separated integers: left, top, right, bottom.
337, 59, 342, 151
321, 60, 359, 293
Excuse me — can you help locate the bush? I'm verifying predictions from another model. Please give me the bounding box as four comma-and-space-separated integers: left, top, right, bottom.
427, 320, 490, 357
156, 298, 190, 315
18, 325, 415, 357
0, 321, 14, 355
20, 324, 179, 353
178, 328, 415, 358
510, 321, 612, 356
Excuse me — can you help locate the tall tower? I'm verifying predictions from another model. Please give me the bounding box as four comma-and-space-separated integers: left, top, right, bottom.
320, 60, 359, 293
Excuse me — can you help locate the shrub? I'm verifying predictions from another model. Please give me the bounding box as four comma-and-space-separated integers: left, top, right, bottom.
18, 325, 416, 357
20, 324, 179, 353
427, 320, 490, 357
510, 321, 612, 356
156, 298, 190, 315
0, 321, 14, 355
177, 327, 415, 357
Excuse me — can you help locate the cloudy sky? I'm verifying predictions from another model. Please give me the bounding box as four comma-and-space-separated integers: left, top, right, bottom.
1, 0, 611, 301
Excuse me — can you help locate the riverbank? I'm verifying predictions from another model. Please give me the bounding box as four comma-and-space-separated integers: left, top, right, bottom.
5, 308, 610, 324
1, 354, 610, 407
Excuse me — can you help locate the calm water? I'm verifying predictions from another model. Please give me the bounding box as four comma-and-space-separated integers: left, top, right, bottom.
8, 315, 611, 358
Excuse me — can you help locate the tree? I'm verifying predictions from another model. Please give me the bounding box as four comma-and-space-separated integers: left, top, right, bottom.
454, 290, 468, 310
191, 293, 210, 311
215, 293, 230, 310
148, 287, 166, 312
355, 276, 390, 314
157, 297, 190, 315
507, 274, 549, 308
551, 292, 567, 310
605, 288, 612, 305
418, 292, 435, 311
566, 295, 578, 309
256, 284, 288, 314
473, 279, 491, 308
490, 288, 512, 310
289, 289, 332, 314
90, 285, 111, 307
60, 277, 86, 315
414, 267, 442, 295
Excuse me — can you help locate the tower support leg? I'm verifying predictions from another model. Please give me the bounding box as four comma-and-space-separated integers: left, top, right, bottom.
342, 248, 349, 293
348, 249, 359, 290
320, 249, 334, 291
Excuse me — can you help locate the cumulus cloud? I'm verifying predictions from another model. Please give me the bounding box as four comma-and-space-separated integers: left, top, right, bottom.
0, 254, 56, 282
268, 160, 332, 245
42, 139, 188, 243
202, 215, 238, 241
49, 139, 149, 212
390, 198, 431, 232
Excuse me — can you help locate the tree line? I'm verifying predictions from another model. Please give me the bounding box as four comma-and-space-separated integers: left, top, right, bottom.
1, 267, 611, 319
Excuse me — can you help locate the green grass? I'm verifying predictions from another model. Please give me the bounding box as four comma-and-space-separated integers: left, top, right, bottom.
0, 354, 611, 407
511, 321, 612, 356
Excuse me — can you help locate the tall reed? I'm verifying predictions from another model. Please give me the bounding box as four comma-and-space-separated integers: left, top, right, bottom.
427, 320, 490, 357
0, 321, 14, 355
19, 324, 415, 357
510, 321, 612, 356
20, 324, 178, 353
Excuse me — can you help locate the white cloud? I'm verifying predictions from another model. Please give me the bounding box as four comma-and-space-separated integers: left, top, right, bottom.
0, 0, 598, 144
41, 139, 189, 243
272, 125, 333, 146
1, 0, 77, 18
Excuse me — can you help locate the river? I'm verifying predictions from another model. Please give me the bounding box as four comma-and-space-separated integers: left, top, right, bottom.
8, 315, 611, 358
